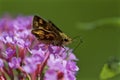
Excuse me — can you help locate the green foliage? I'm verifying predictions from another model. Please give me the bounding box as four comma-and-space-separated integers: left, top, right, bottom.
100, 57, 120, 80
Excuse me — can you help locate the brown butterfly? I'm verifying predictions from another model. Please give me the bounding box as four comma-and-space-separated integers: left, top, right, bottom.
31, 15, 72, 46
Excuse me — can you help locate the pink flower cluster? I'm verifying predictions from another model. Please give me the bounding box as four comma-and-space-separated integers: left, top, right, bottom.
0, 15, 79, 80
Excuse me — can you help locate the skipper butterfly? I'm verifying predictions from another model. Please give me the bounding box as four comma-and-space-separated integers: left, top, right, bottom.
31, 15, 72, 46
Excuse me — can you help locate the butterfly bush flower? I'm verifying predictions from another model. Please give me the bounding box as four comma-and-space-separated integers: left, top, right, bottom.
0, 15, 79, 80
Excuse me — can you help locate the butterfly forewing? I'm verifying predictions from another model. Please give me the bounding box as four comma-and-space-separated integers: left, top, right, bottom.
48, 21, 62, 32
33, 15, 48, 29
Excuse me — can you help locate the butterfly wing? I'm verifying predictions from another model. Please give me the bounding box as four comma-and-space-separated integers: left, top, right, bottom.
32, 15, 63, 46
48, 21, 62, 32
33, 15, 48, 29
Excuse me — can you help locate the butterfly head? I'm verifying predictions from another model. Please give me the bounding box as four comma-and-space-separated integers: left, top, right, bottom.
60, 33, 72, 45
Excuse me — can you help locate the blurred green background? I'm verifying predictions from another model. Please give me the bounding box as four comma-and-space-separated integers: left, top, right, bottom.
0, 0, 120, 80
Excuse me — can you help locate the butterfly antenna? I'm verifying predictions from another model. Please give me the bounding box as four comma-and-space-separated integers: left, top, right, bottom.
72, 35, 83, 52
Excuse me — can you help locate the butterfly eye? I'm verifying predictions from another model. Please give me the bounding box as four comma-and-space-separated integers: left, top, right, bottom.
63, 39, 69, 42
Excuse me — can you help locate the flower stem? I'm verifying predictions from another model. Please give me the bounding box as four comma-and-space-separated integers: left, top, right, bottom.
38, 51, 50, 79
